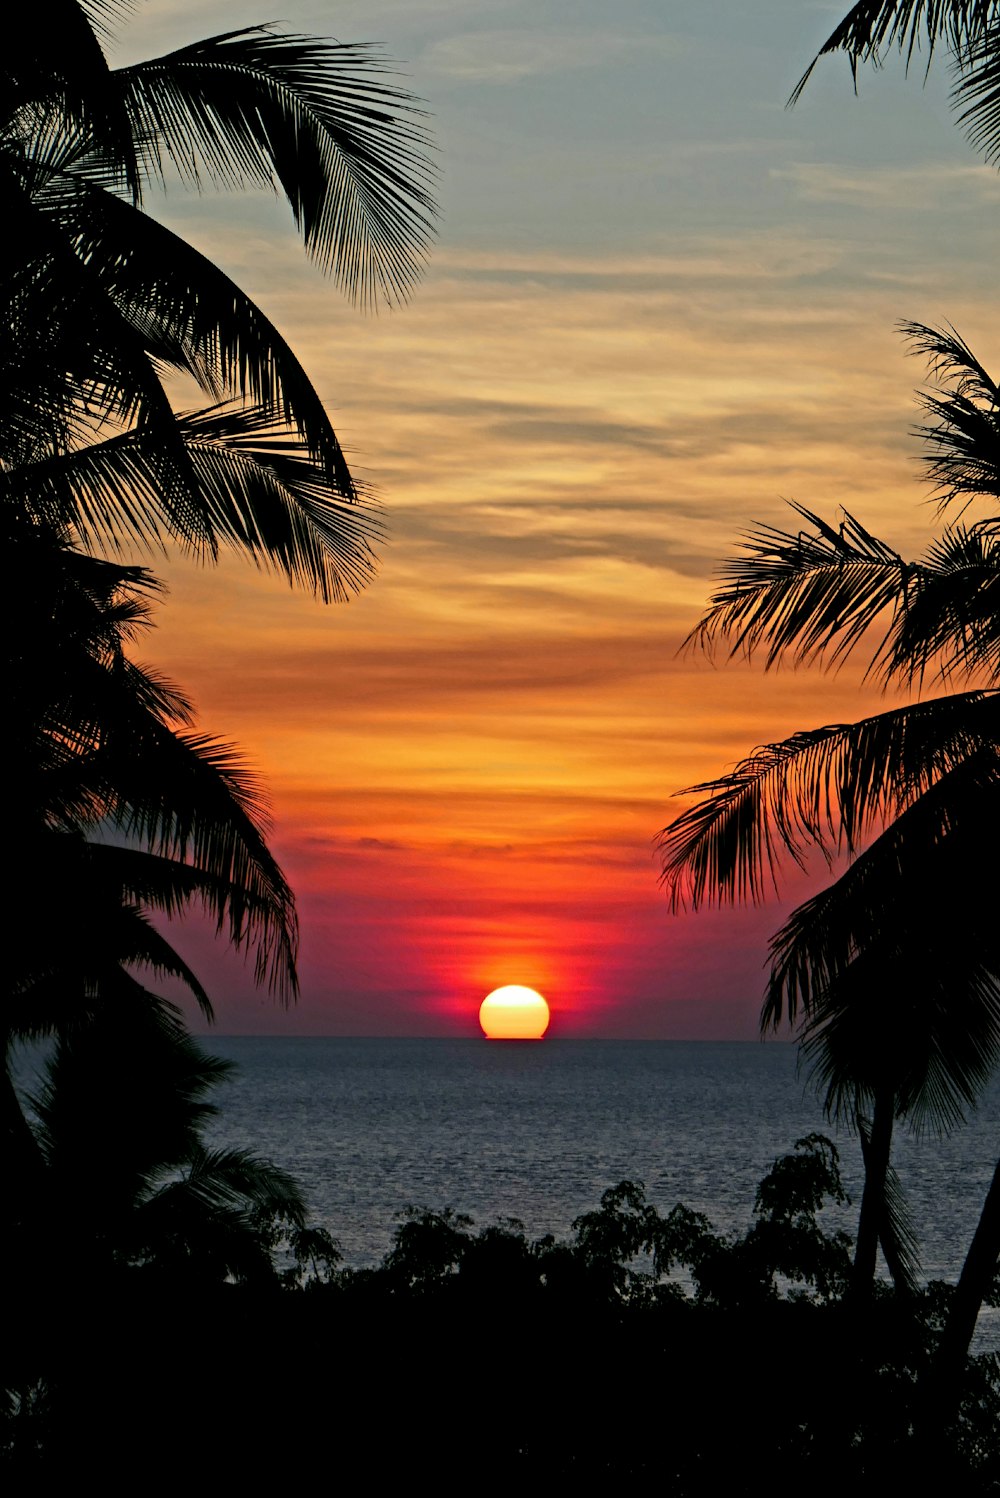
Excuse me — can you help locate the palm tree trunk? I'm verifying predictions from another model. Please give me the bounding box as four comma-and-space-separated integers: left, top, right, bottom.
934, 1157, 1000, 1384
852, 1085, 894, 1299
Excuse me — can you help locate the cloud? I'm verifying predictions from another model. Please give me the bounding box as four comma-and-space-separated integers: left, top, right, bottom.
428, 237, 846, 283
422, 29, 679, 84
772, 160, 1000, 208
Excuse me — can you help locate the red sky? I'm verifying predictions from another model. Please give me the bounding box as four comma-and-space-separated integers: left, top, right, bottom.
119, 1, 1000, 1037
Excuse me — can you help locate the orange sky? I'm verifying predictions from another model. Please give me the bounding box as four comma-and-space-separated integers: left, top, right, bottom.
115, 1, 1000, 1036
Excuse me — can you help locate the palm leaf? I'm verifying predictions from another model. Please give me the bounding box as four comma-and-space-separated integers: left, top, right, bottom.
953, 16, 1000, 159
789, 1, 996, 104
10, 528, 299, 998
1, 186, 194, 473
9, 404, 382, 598
34, 171, 356, 497
685, 503, 909, 671
136, 1146, 308, 1282
659, 690, 998, 908
117, 28, 437, 306
879, 523, 1000, 681
687, 510, 998, 690
180, 404, 381, 600
801, 954, 1000, 1133
873, 1148, 922, 1295
9, 836, 215, 1024
904, 320, 1000, 508
29, 986, 222, 1160
765, 747, 1000, 1021
93, 727, 298, 1001
3, 2, 141, 198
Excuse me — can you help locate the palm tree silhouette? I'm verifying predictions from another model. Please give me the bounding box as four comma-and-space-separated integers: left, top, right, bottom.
3, 5, 436, 590
24, 996, 311, 1285
6, 518, 303, 1210
659, 324, 1000, 1352
4, 4, 435, 1291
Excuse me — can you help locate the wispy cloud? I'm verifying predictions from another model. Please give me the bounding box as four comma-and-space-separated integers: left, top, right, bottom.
772, 160, 1000, 207
422, 29, 680, 84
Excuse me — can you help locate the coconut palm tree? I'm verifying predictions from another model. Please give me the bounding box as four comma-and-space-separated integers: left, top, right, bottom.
5, 515, 303, 1230
2, 4, 436, 589
659, 323, 1000, 1345
24, 995, 310, 1286
3, 3, 435, 1297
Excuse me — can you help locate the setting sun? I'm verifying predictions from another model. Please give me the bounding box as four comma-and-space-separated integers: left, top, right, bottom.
479, 986, 550, 1040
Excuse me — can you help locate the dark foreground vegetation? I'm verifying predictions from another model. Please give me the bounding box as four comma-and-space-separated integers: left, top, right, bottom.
4, 1063, 998, 1492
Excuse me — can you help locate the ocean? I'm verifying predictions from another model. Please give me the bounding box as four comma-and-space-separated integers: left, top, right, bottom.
200, 1036, 998, 1323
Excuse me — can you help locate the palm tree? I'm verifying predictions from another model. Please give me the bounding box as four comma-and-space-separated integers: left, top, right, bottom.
24, 996, 311, 1287
659, 324, 1000, 1348
791, 2, 1000, 167
2, 4, 436, 590
3, 3, 436, 1291
3, 2, 437, 1095
5, 515, 305, 1230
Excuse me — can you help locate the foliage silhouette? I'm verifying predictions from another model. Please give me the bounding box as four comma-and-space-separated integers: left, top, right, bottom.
3, 2, 438, 1206
660, 327, 1000, 1354
792, 1, 1000, 171
4, 521, 314, 1236
5, 1137, 997, 1488
667, 0, 1000, 1392
3, 4, 436, 593
22, 998, 322, 1287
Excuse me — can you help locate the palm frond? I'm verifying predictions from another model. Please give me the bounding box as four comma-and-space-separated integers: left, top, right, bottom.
169, 1146, 307, 1225
764, 746, 1000, 1030
103, 728, 297, 1001
117, 29, 437, 307
30, 990, 222, 1153
34, 172, 356, 497
879, 523, 1000, 681
763, 761, 1000, 1138
9, 404, 382, 598
801, 954, 1000, 1133
659, 690, 997, 909
687, 500, 999, 690
0, 188, 196, 473
9, 835, 214, 1021
9, 528, 299, 999
179, 404, 381, 599
79, 2, 136, 41
686, 503, 909, 671
903, 320, 1000, 509
108, 903, 215, 1018
790, 1, 996, 104
2, 3, 141, 197
953, 16, 1000, 159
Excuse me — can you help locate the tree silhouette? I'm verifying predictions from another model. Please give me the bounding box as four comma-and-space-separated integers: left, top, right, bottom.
660, 325, 1000, 1344
5, 518, 310, 1235
24, 997, 311, 1286
3, 4, 436, 590
3, 4, 438, 1187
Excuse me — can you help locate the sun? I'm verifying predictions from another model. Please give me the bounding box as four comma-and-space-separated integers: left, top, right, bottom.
479, 985, 550, 1040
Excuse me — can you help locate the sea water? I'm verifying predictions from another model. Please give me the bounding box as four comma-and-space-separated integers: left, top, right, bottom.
13, 1034, 997, 1345
200, 1037, 998, 1317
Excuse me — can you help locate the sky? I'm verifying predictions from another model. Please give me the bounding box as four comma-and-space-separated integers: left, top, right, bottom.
113, 1, 1000, 1038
